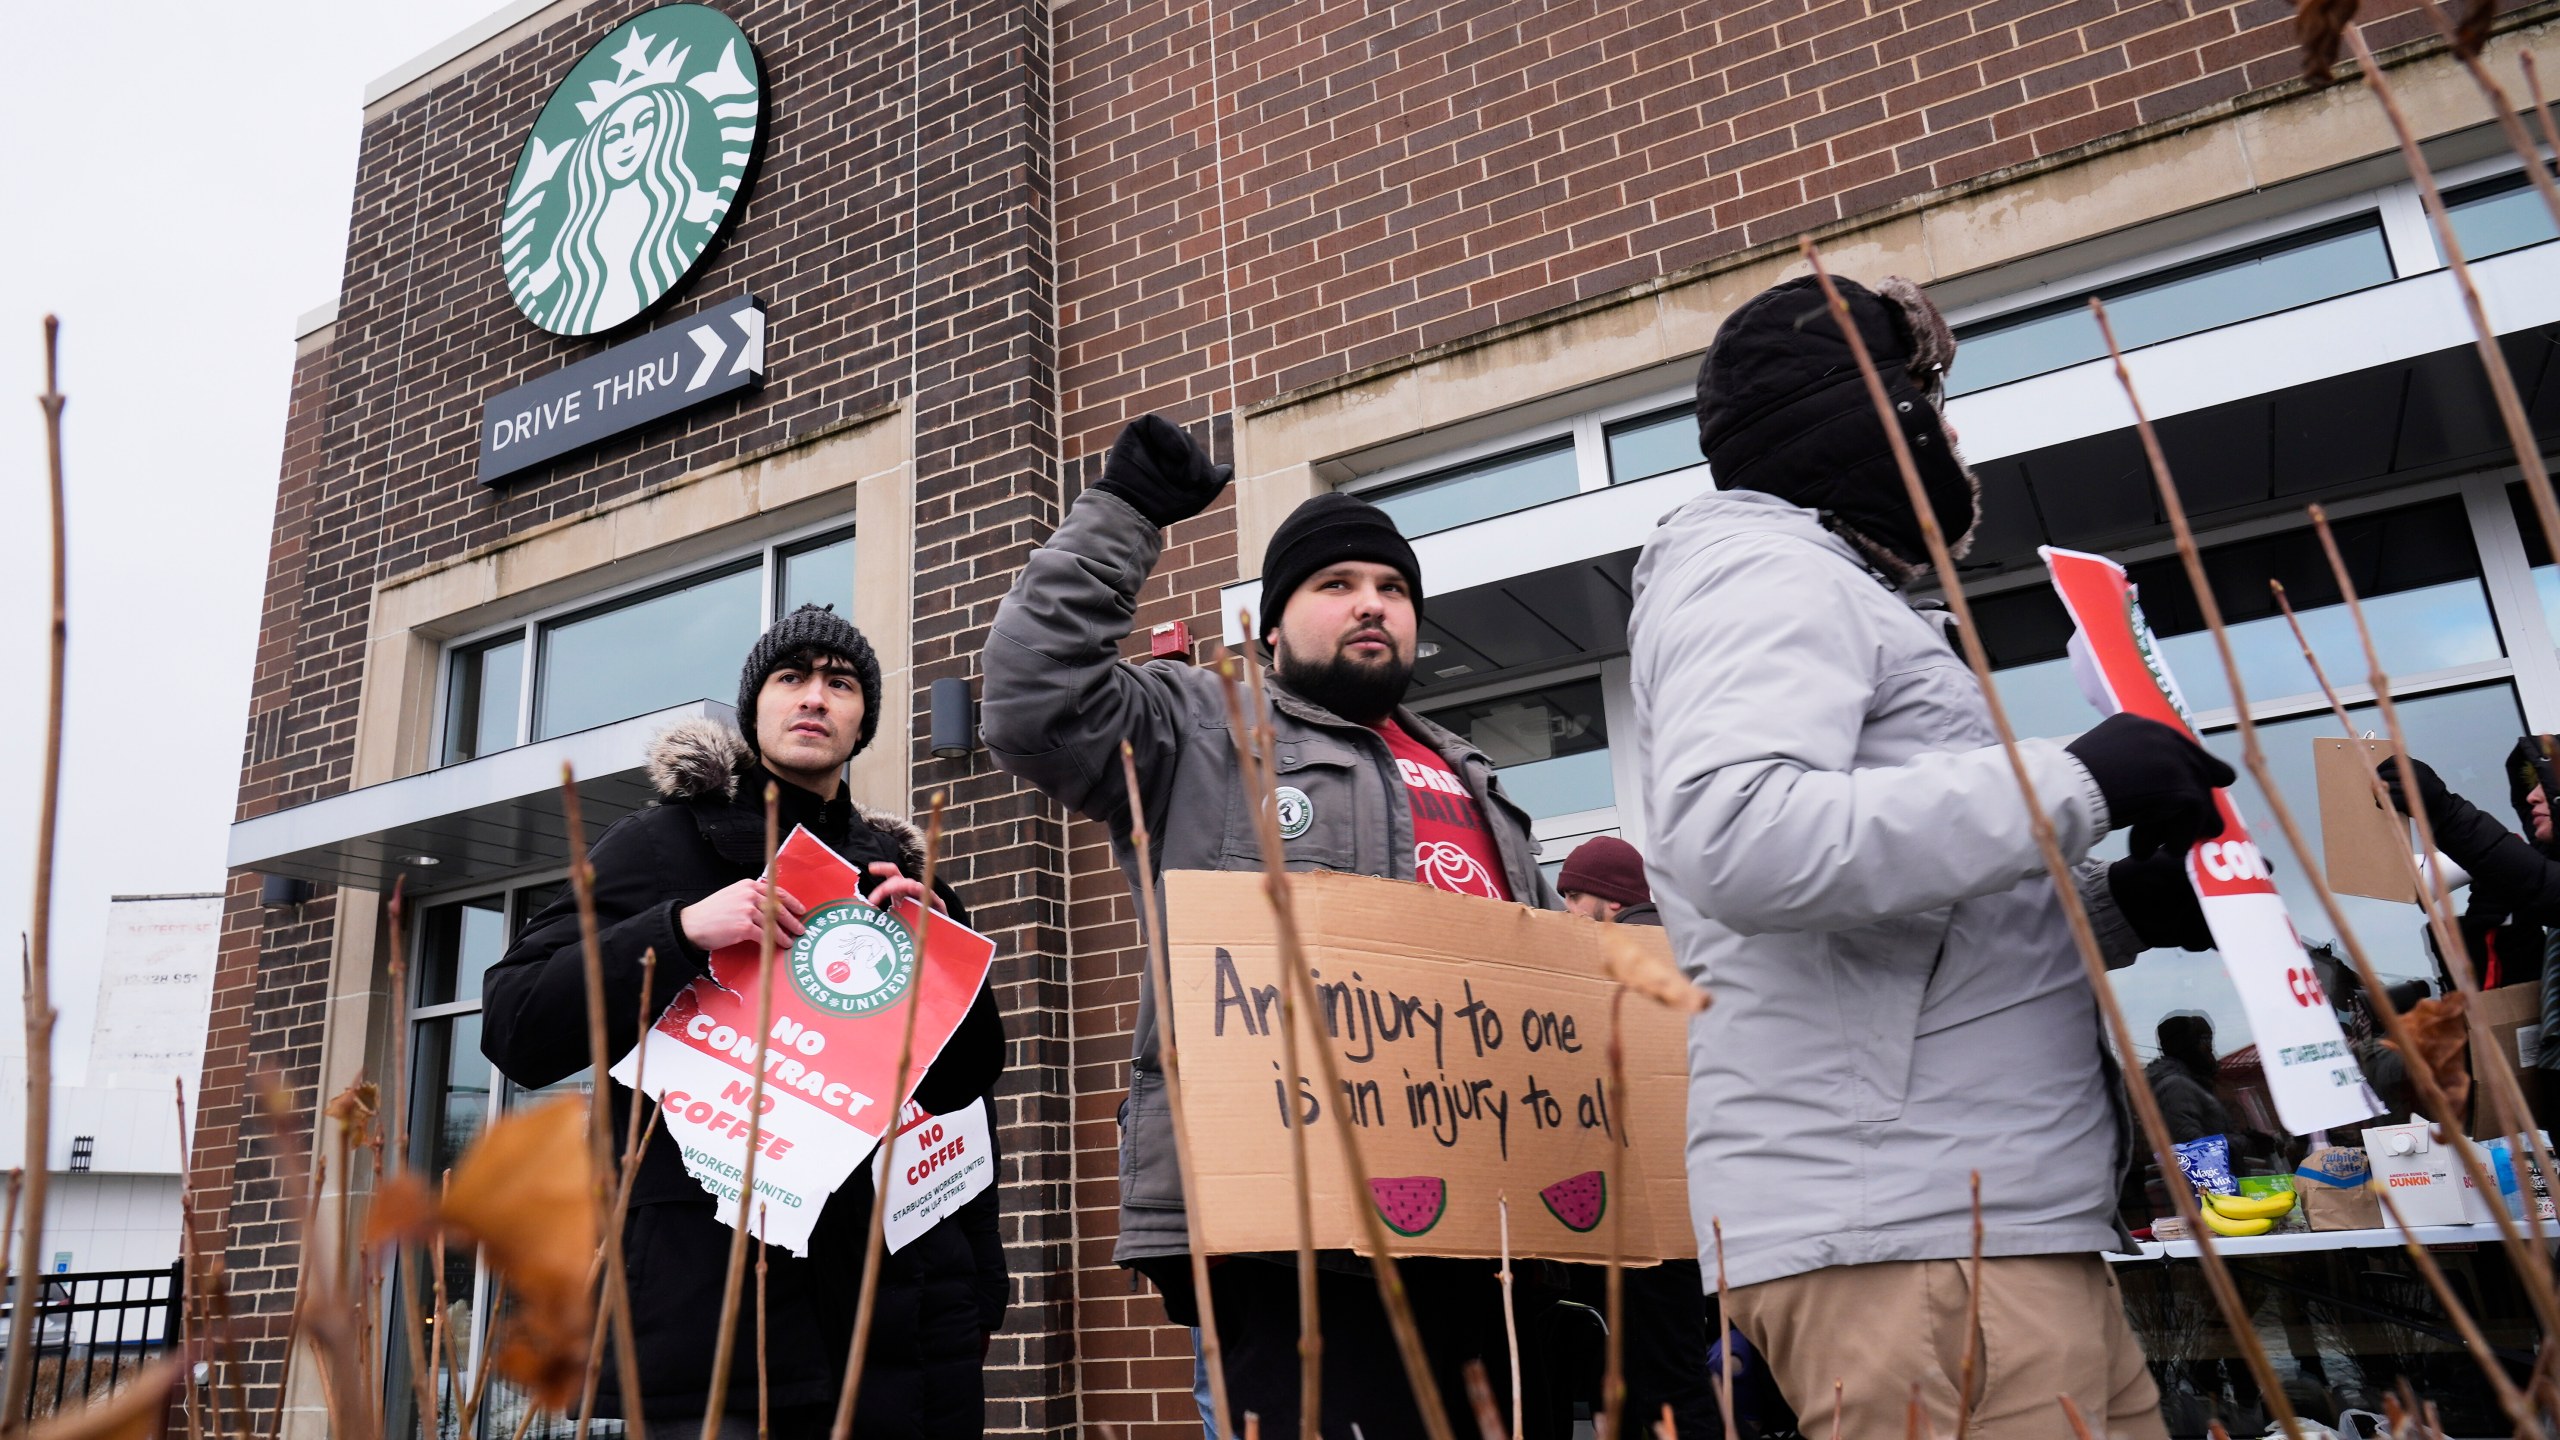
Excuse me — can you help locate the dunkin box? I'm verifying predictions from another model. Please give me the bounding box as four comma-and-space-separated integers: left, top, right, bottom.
2363, 1121, 2503, 1226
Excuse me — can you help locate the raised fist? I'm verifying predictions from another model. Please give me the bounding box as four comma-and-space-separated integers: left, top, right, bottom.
1093, 414, 1233, 528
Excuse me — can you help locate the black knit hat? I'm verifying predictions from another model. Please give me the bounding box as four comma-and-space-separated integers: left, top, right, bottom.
1258, 492, 1424, 643
736, 604, 883, 758
1694, 275, 1977, 581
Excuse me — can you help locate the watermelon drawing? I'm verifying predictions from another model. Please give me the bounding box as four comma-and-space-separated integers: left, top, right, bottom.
1370, 1176, 1447, 1237
1541, 1170, 1607, 1233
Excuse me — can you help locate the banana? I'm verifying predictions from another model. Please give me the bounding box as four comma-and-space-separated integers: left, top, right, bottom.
2198, 1203, 2277, 1238
2203, 1189, 2295, 1221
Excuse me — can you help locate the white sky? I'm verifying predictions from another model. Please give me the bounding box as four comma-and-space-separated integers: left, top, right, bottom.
0, 1, 507, 1081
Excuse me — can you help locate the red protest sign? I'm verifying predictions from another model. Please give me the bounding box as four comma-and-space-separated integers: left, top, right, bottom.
609, 825, 997, 1252
2042, 547, 2378, 1131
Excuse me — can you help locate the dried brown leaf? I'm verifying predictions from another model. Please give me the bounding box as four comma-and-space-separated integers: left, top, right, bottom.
363, 1173, 434, 1246
2384, 990, 2472, 1127
367, 1095, 595, 1408
324, 1079, 378, 1129
2296, 0, 2362, 80
1598, 926, 1711, 1015
25, 1359, 179, 1440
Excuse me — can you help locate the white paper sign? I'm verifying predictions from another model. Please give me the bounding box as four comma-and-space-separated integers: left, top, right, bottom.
2045, 547, 2384, 1134
871, 1098, 997, 1254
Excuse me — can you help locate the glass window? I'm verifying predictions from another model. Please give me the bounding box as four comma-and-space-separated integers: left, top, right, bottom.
1604, 407, 1704, 485
442, 636, 524, 764
397, 883, 626, 1440
534, 563, 763, 739
2131, 498, 2501, 713
778, 529, 857, 618
1980, 500, 2499, 730
1947, 220, 2395, 396
2447, 170, 2560, 262
417, 896, 508, 1009
1422, 678, 1611, 820
408, 1012, 489, 1178
2506, 481, 2560, 637
2124, 685, 2527, 1077
1363, 438, 1579, 538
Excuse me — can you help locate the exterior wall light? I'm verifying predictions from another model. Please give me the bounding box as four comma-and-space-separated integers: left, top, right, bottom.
931, 676, 978, 760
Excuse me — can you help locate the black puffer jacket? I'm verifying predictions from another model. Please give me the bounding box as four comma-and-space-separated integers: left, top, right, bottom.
482, 718, 1007, 1433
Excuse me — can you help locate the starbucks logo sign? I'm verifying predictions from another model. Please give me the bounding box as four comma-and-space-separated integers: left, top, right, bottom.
789, 901, 918, 1017
501, 5, 762, 337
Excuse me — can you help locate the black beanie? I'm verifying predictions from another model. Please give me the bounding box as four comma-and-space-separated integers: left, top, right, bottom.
1258, 492, 1424, 643
736, 603, 883, 758
1694, 275, 1977, 580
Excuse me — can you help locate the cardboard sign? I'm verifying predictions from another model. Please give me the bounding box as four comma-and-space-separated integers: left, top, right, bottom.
2314, 737, 2415, 903
2043, 547, 2383, 1135
609, 826, 999, 1254
873, 1098, 997, 1254
1163, 870, 1696, 1264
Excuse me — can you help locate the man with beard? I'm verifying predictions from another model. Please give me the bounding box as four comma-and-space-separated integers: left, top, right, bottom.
983, 416, 1555, 1438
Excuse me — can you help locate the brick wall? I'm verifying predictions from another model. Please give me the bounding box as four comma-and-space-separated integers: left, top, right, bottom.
895, 0, 1076, 1427
1053, 0, 2485, 455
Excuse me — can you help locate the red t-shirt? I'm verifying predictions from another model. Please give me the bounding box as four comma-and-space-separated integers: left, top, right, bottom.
1372, 719, 1514, 902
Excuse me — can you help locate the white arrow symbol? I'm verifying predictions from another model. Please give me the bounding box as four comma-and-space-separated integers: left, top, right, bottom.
686, 325, 727, 391
730, 308, 765, 377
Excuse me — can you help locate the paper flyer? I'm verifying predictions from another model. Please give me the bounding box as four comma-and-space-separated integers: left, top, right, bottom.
872, 1097, 997, 1254
609, 825, 999, 1253
2042, 546, 2383, 1135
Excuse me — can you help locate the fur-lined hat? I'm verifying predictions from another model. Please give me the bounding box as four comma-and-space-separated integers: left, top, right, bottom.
1694, 275, 1978, 585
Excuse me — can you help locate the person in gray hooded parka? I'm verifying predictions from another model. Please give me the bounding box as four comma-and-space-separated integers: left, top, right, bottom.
1628, 276, 2233, 1439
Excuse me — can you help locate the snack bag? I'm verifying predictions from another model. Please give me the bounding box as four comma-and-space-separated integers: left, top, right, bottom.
2236, 1174, 2305, 1233
2173, 1134, 2237, 1197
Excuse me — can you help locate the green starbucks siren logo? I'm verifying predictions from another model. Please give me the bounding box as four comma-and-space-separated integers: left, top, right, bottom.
788, 902, 918, 1017
501, 5, 762, 336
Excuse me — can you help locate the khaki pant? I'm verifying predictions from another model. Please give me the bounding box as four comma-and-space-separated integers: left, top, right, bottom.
1724, 1254, 2169, 1440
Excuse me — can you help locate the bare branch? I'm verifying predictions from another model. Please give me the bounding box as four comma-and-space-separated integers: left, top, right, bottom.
560, 765, 647, 1440
701, 786, 786, 1434
2, 316, 70, 1432
1117, 743, 1236, 1437
829, 795, 947, 1440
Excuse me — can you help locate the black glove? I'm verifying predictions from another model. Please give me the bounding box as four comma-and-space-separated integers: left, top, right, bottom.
2375, 754, 2452, 823
2107, 852, 2213, 951
1092, 414, 1233, 528
2378, 753, 2510, 871
2064, 713, 2236, 858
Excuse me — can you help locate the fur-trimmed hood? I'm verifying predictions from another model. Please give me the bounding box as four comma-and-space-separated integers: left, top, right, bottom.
644, 717, 926, 873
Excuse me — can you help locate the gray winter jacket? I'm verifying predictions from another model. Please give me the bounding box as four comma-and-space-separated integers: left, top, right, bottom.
983, 488, 1560, 1262
1627, 487, 2143, 1291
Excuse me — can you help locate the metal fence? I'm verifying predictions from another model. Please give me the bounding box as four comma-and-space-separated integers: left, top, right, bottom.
0, 1264, 184, 1422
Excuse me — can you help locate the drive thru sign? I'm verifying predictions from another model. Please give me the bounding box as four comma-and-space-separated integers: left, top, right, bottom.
609, 826, 998, 1253
2042, 546, 2382, 1135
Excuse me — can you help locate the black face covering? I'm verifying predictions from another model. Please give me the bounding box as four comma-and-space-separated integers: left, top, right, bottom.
2507, 735, 2560, 855
1275, 643, 1413, 726
1694, 275, 1978, 580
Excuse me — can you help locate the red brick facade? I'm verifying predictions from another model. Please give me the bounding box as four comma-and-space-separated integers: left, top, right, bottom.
202, 0, 2520, 1433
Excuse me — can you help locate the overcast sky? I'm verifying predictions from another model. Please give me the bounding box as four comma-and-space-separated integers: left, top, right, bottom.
0, 1, 505, 1078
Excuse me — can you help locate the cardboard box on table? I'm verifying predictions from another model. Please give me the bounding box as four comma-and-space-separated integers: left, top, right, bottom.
1162, 870, 1698, 1263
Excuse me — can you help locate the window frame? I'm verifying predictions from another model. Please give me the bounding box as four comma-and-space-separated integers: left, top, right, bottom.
1338, 385, 1706, 507
431, 517, 858, 768
396, 873, 582, 1439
